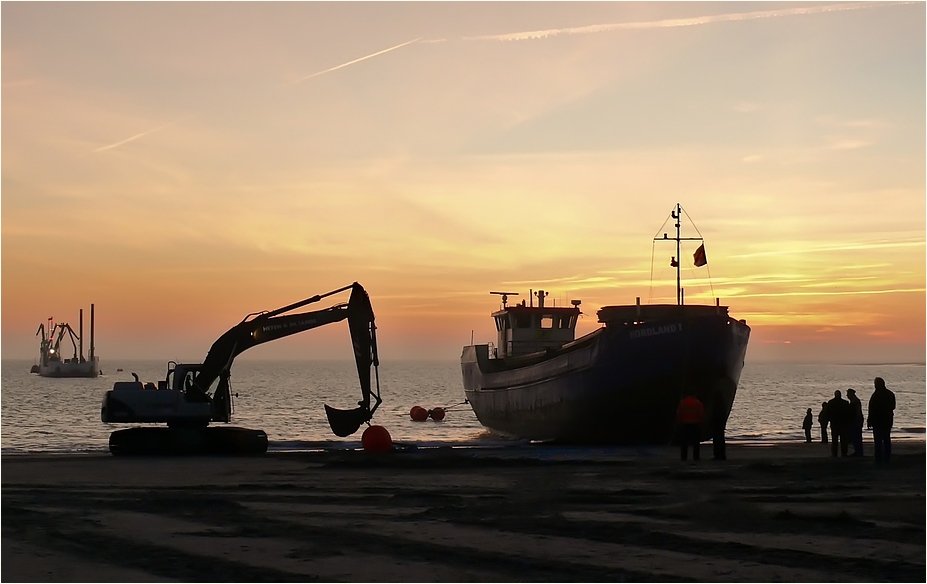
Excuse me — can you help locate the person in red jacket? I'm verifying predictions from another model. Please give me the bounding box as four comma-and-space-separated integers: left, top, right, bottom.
677, 393, 706, 461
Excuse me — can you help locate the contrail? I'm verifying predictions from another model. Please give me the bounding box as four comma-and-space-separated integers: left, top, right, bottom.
465, 2, 911, 41
292, 37, 421, 83
92, 124, 167, 153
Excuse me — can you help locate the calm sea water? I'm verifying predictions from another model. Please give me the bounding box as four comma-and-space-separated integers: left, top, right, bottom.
1, 359, 923, 453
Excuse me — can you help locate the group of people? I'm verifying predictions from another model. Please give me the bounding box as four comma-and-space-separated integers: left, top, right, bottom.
802, 376, 896, 463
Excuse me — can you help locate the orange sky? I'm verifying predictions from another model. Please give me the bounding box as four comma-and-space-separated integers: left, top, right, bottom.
2, 2, 924, 364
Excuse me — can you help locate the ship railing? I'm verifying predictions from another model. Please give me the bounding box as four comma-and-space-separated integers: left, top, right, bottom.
507, 340, 571, 357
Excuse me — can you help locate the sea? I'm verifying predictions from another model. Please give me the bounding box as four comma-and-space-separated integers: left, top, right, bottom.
1, 359, 923, 454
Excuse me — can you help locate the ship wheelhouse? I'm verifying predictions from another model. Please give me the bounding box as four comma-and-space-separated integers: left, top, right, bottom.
491, 290, 581, 358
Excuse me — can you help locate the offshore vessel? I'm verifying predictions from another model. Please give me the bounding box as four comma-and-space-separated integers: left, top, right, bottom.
461, 204, 751, 444
31, 304, 100, 378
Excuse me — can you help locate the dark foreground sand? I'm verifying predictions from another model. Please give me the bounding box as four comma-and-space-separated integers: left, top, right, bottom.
2, 442, 924, 582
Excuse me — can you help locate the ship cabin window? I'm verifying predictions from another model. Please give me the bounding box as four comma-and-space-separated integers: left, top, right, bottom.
540, 316, 554, 329
512, 312, 533, 329
560, 315, 576, 329
494, 316, 506, 331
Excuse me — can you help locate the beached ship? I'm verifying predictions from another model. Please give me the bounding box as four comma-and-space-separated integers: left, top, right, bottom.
461, 204, 750, 444
32, 304, 100, 378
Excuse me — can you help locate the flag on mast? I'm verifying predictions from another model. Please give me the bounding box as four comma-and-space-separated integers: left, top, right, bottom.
693, 244, 707, 267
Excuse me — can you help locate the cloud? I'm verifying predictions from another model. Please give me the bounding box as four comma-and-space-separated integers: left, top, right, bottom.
290, 37, 421, 84
2, 79, 37, 88
728, 287, 925, 299
464, 2, 909, 41
815, 115, 890, 129
733, 102, 761, 113
729, 239, 925, 259
827, 139, 871, 150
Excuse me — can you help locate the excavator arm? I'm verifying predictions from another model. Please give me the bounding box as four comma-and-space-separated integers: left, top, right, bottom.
191, 282, 381, 436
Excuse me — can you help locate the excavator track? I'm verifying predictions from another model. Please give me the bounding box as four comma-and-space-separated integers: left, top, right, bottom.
109, 426, 268, 456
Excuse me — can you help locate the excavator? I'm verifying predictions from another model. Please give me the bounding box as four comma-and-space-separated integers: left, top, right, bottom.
101, 282, 382, 455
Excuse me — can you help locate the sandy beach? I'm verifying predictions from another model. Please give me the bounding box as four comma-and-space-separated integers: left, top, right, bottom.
2, 442, 924, 582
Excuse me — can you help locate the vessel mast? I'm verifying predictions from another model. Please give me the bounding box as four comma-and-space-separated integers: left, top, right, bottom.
674, 204, 681, 305
655, 203, 703, 306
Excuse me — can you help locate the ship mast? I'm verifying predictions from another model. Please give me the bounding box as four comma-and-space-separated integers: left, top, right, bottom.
655, 203, 703, 306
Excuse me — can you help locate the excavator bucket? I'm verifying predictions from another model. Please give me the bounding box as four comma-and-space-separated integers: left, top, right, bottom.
325, 404, 371, 437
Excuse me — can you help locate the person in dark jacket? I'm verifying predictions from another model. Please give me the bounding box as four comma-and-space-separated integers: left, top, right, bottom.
826, 390, 850, 457
802, 408, 814, 443
677, 393, 705, 461
817, 401, 829, 444
867, 377, 896, 464
846, 388, 864, 456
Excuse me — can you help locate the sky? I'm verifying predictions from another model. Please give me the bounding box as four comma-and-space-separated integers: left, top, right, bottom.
2, 1, 924, 364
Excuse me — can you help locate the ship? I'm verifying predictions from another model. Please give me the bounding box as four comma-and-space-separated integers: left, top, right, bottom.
31, 304, 100, 378
461, 204, 751, 444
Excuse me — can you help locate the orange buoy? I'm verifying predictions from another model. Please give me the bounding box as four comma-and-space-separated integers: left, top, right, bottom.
410, 406, 428, 421
362, 425, 392, 453
429, 407, 446, 421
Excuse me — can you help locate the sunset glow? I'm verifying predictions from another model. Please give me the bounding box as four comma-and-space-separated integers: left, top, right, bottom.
2, 2, 924, 364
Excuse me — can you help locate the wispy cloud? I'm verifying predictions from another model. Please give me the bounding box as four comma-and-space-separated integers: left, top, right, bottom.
727, 287, 925, 299
92, 124, 168, 153
291, 37, 421, 84
465, 2, 909, 41
827, 139, 871, 150
2, 79, 37, 89
730, 239, 925, 259
733, 102, 761, 113
815, 115, 891, 129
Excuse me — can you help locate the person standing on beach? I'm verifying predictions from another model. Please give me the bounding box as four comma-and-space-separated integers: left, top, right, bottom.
867, 377, 896, 464
847, 388, 864, 456
802, 408, 814, 443
826, 390, 850, 457
677, 393, 705, 461
818, 402, 829, 444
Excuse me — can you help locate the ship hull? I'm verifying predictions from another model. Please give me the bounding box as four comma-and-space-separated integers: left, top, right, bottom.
461, 311, 750, 444
38, 358, 99, 378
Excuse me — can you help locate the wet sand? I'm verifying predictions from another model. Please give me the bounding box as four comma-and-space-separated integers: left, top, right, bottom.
2, 442, 924, 582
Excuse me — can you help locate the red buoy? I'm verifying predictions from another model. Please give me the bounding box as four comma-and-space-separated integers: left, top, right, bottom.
429, 407, 446, 422
362, 425, 393, 453
410, 406, 428, 422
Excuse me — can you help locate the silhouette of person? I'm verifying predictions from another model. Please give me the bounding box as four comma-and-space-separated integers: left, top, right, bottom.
802, 408, 814, 443
846, 388, 864, 456
818, 401, 829, 444
826, 390, 850, 457
867, 377, 896, 464
677, 393, 706, 461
